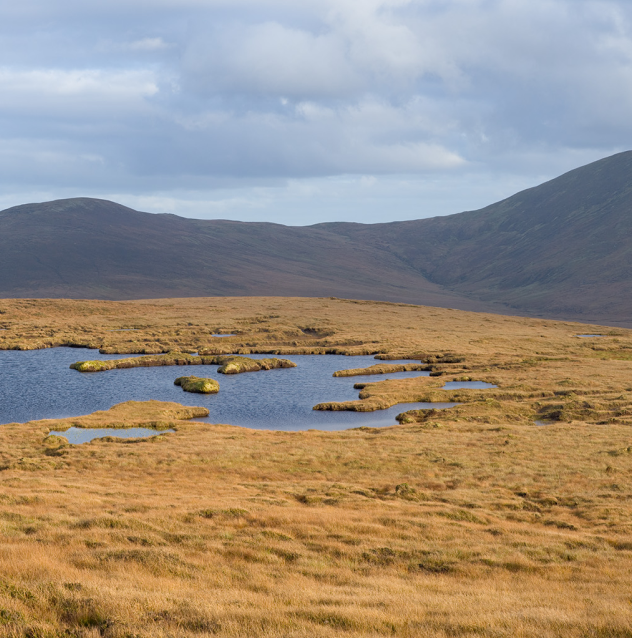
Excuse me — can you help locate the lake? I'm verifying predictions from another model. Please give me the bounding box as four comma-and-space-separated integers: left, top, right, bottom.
0, 348, 458, 431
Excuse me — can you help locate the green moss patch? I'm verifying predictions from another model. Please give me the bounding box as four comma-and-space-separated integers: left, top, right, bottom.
70, 353, 296, 375
174, 376, 220, 394
216, 356, 296, 375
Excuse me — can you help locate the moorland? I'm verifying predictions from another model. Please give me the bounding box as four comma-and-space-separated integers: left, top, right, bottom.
0, 296, 631, 636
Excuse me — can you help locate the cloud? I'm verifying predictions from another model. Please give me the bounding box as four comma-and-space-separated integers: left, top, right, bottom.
147, 96, 465, 179
128, 37, 172, 51
0, 68, 159, 117
180, 0, 459, 100
183, 21, 361, 99
98, 37, 174, 53
0, 0, 631, 222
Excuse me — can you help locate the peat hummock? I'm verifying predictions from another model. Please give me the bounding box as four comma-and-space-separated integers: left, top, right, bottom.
333, 363, 430, 377
70, 353, 296, 374
174, 376, 220, 394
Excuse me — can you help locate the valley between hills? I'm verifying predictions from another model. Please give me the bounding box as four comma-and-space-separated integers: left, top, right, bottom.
0, 296, 631, 636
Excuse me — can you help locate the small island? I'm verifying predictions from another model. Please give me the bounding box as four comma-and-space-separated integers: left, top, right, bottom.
332, 362, 430, 377
70, 353, 296, 374
174, 376, 220, 394
217, 356, 296, 374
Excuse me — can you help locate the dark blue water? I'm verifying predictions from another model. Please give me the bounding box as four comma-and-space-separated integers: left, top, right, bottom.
0, 348, 458, 431
49, 426, 175, 444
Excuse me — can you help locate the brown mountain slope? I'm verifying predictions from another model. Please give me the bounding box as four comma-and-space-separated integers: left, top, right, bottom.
0, 197, 497, 313
2, 151, 632, 326
317, 151, 632, 325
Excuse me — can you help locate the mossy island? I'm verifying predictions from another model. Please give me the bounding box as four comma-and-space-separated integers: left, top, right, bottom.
70, 353, 296, 374
174, 376, 220, 394
217, 356, 296, 374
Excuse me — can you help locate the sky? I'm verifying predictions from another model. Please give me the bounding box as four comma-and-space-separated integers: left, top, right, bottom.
1, 0, 632, 224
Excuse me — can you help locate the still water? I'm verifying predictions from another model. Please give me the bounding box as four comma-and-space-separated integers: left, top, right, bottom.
0, 348, 459, 431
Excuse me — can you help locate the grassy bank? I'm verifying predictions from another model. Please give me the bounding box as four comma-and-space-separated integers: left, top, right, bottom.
1, 400, 631, 636
332, 363, 430, 377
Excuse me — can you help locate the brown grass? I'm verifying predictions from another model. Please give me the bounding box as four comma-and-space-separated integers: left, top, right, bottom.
0, 296, 632, 636
332, 363, 430, 377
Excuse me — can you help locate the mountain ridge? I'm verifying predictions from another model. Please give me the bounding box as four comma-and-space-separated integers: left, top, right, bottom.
312, 151, 632, 323
0, 196, 494, 313
2, 151, 632, 326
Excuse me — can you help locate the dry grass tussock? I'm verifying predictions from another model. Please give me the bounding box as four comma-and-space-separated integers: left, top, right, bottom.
0, 297, 631, 636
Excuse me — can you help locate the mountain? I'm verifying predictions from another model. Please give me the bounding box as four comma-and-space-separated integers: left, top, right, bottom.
0, 197, 495, 313
317, 151, 632, 324
1, 151, 632, 326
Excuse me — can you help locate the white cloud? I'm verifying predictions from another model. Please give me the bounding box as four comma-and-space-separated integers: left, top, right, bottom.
128, 37, 172, 51
0, 138, 109, 184
180, 1, 459, 100
0, 0, 631, 222
182, 20, 363, 99
165, 97, 464, 177
0, 68, 159, 117
97, 37, 174, 53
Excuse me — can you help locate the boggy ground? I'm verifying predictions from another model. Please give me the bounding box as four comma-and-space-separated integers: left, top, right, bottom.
1, 297, 632, 636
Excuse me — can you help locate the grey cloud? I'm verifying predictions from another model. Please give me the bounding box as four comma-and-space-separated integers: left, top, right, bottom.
182, 21, 362, 100
0, 0, 631, 223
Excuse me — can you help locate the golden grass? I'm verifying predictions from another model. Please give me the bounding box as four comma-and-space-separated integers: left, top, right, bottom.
332, 363, 430, 377
0, 297, 632, 636
216, 356, 297, 375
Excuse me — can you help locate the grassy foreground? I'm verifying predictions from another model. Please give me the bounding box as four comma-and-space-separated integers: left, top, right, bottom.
1, 297, 632, 636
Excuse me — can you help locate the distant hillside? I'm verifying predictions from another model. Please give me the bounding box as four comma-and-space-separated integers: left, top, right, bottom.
0, 197, 494, 313
319, 151, 632, 324
1, 151, 632, 326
